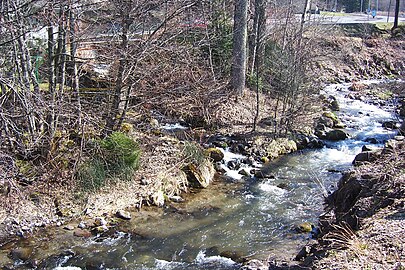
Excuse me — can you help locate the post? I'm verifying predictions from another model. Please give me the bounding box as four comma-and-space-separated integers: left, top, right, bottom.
360, 0, 364, 13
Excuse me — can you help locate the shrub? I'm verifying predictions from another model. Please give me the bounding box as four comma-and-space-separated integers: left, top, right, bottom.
182, 141, 205, 165
77, 132, 141, 192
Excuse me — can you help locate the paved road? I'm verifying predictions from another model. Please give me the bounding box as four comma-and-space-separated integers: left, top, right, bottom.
304, 12, 405, 24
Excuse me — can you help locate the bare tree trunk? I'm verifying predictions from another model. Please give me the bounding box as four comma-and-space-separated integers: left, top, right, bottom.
69, 2, 82, 128
392, 0, 401, 32
48, 23, 55, 94
104, 13, 130, 135
231, 0, 248, 95
58, 20, 67, 94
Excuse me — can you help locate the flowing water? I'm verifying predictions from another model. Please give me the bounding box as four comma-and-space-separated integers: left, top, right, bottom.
3, 82, 399, 270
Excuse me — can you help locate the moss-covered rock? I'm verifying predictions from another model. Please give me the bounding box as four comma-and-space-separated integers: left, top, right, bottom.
182, 159, 215, 188
296, 222, 313, 233
204, 148, 224, 162
265, 138, 297, 160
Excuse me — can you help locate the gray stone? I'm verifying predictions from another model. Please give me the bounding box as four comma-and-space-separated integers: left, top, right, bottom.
63, 225, 75, 231
238, 168, 250, 177
169, 195, 184, 203
116, 210, 131, 220
353, 151, 381, 165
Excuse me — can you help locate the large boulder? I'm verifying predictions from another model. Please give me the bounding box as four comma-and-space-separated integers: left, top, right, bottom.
325, 129, 349, 141
265, 138, 297, 159
182, 159, 215, 188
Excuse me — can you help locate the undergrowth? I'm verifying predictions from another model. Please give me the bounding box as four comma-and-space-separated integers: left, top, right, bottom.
77, 132, 141, 192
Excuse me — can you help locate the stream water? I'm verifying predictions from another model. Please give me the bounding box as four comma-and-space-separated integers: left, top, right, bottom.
2, 81, 399, 270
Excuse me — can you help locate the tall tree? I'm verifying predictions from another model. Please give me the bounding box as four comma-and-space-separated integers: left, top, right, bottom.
392, 0, 401, 32
231, 0, 248, 94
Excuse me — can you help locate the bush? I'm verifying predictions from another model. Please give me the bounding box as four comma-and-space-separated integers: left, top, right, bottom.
182, 141, 205, 165
77, 132, 141, 192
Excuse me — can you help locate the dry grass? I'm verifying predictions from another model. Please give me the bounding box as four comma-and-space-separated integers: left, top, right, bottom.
314, 141, 405, 269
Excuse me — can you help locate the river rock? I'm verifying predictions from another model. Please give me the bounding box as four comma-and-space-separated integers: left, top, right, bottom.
294, 245, 313, 261
94, 217, 107, 227
182, 159, 215, 188
326, 95, 340, 111
63, 225, 75, 231
168, 195, 184, 203
204, 148, 224, 162
219, 250, 247, 263
365, 137, 379, 144
116, 210, 131, 220
253, 169, 274, 179
394, 136, 404, 141
353, 150, 381, 165
260, 156, 269, 163
318, 116, 334, 128
325, 129, 349, 141
241, 259, 266, 270
295, 222, 313, 233
238, 168, 250, 177
73, 228, 92, 238
382, 121, 399, 129
93, 225, 108, 233
361, 145, 381, 152
10, 247, 33, 261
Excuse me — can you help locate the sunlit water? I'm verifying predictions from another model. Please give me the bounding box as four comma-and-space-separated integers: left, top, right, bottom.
6, 82, 398, 270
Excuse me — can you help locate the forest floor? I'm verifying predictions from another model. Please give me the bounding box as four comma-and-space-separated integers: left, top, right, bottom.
0, 24, 405, 269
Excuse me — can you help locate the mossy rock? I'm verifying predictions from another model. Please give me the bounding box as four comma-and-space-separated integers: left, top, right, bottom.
265, 138, 297, 159
260, 157, 269, 163
296, 222, 313, 233
204, 148, 224, 162
182, 159, 215, 188
322, 111, 338, 123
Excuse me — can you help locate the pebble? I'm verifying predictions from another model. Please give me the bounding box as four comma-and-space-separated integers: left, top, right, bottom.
169, 195, 184, 203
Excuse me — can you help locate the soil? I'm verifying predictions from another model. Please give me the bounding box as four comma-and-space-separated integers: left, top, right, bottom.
1, 24, 405, 269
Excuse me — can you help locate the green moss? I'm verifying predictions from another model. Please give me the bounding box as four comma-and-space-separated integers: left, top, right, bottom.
322, 111, 338, 122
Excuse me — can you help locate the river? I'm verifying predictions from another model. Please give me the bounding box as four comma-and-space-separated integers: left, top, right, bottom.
2, 81, 399, 269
